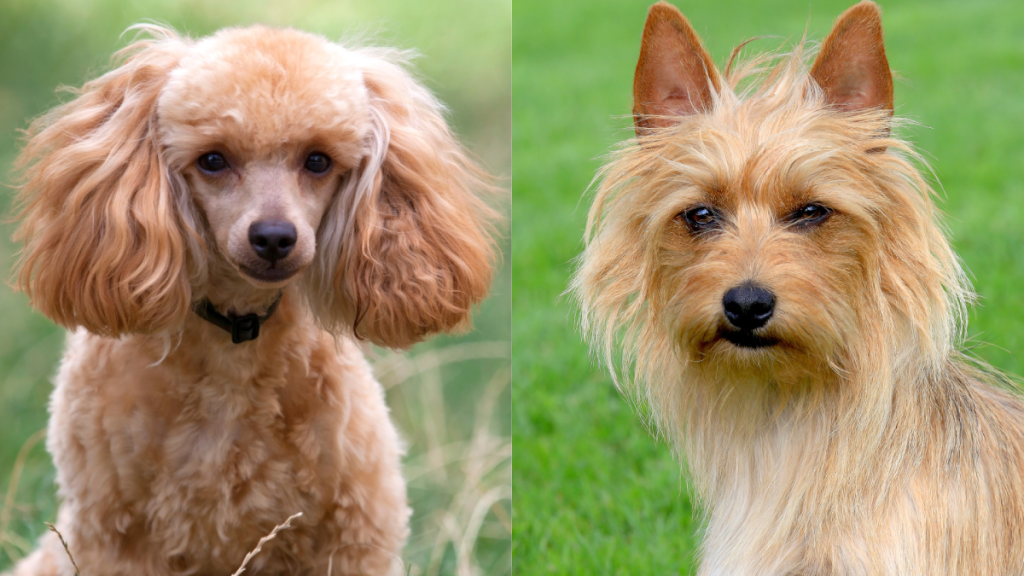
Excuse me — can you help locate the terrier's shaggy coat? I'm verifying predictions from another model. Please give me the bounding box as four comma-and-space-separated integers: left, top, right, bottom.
7, 25, 497, 576
573, 2, 1024, 574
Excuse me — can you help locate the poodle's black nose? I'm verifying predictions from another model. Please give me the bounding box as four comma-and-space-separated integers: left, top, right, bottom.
723, 284, 775, 330
249, 221, 297, 263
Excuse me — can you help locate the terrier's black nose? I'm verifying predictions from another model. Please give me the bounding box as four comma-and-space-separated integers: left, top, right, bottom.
248, 221, 297, 263
723, 284, 775, 330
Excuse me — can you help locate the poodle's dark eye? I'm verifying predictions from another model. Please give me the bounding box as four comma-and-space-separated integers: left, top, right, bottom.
197, 152, 228, 173
788, 203, 832, 228
304, 153, 332, 174
680, 205, 720, 233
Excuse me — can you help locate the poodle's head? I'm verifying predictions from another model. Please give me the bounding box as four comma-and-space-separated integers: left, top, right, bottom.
159, 27, 372, 290
14, 25, 499, 349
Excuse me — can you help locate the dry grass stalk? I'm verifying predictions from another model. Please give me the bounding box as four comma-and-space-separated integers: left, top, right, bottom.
418, 357, 449, 482
44, 522, 78, 576
373, 342, 510, 576
230, 512, 302, 576
418, 366, 511, 576
373, 342, 510, 389
0, 429, 47, 563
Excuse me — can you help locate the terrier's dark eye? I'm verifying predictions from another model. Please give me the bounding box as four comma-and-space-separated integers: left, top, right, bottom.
680, 206, 720, 233
789, 203, 832, 228
197, 152, 228, 173
304, 153, 332, 174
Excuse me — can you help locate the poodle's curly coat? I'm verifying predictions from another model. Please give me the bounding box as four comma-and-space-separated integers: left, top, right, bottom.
7, 24, 497, 576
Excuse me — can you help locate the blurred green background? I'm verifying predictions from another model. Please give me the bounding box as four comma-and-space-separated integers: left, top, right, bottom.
0, 1, 510, 575
512, 0, 1024, 573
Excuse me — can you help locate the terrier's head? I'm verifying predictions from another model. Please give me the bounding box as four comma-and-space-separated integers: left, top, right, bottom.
573, 2, 969, 416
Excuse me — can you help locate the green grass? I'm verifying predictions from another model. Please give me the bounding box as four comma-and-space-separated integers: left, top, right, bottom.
0, 1, 509, 574
511, 0, 1024, 573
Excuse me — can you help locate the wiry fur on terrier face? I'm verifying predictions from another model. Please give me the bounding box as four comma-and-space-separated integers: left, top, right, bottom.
14, 25, 498, 349
576, 0, 966, 429
574, 2, 1024, 575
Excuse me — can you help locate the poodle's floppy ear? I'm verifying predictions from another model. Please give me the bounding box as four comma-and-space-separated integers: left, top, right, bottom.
13, 27, 200, 336
312, 49, 500, 349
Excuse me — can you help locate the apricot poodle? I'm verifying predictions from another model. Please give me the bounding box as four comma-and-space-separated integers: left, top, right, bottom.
6, 24, 497, 576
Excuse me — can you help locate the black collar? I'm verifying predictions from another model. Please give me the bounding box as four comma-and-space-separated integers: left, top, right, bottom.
193, 293, 283, 344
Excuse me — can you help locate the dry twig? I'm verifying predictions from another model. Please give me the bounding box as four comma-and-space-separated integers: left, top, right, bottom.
230, 512, 302, 576
44, 523, 79, 576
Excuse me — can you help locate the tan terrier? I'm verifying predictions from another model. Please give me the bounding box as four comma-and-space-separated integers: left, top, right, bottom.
572, 2, 1024, 574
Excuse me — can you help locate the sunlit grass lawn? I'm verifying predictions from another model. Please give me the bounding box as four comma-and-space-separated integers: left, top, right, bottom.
512, 0, 1024, 572
0, 1, 510, 574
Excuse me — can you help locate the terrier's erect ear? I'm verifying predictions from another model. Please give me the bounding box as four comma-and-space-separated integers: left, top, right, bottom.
633, 1, 722, 133
13, 27, 199, 337
811, 1, 893, 112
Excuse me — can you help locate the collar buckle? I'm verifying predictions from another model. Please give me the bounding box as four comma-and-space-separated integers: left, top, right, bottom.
230, 313, 262, 344
193, 293, 283, 344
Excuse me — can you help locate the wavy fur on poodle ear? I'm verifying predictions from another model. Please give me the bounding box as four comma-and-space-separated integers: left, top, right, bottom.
308, 48, 500, 349
13, 26, 205, 337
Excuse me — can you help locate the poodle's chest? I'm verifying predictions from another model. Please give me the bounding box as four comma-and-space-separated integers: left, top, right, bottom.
47, 329, 405, 574
52, 341, 347, 556
144, 405, 333, 570
139, 374, 343, 517
153, 397, 331, 497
